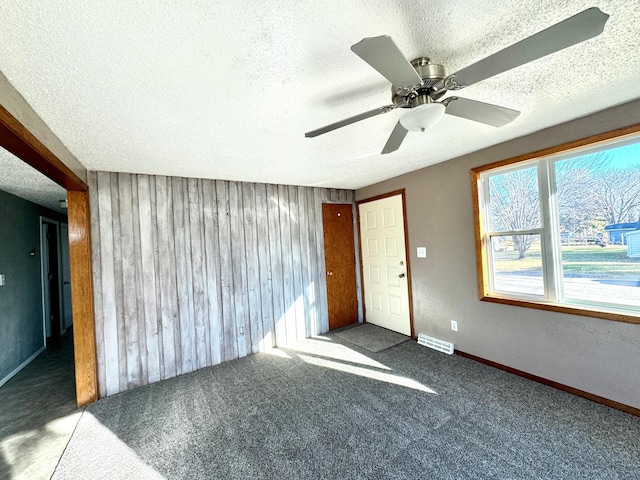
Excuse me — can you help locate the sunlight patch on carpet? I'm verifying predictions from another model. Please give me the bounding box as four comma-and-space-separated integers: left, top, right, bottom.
297, 354, 437, 394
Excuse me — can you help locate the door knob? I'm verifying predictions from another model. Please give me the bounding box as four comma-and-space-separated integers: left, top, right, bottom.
327, 271, 333, 276
399, 273, 405, 278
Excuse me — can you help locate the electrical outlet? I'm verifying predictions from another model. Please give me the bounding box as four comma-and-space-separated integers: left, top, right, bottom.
451, 320, 458, 331
239, 326, 245, 335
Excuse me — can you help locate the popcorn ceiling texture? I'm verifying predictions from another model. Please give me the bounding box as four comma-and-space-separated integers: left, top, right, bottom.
0, 149, 67, 213
1, 0, 639, 190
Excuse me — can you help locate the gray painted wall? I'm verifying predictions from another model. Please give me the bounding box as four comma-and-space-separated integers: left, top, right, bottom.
89, 171, 356, 397
0, 189, 66, 382
357, 99, 640, 409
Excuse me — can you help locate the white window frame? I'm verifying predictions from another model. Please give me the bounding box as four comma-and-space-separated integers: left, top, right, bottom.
471, 127, 640, 325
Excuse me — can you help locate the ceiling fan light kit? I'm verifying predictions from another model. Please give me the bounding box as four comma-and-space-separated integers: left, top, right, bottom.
305, 7, 609, 154
399, 101, 445, 132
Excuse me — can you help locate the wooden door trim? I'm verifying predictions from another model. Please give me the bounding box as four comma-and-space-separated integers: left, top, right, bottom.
0, 105, 98, 406
356, 189, 415, 339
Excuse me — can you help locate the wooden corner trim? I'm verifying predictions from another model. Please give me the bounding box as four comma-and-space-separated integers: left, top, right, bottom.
456, 350, 640, 417
0, 104, 87, 191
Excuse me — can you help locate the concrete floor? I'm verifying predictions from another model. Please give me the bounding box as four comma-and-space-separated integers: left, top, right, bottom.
0, 331, 82, 480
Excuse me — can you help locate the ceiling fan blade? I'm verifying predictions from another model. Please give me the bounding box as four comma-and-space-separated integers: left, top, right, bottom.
443, 97, 520, 127
305, 105, 395, 137
381, 121, 409, 154
447, 7, 609, 89
351, 36, 423, 88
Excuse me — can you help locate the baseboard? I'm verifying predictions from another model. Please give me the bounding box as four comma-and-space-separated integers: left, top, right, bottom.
0, 345, 45, 388
456, 350, 640, 417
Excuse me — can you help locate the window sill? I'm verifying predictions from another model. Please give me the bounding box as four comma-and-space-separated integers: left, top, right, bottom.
480, 295, 640, 325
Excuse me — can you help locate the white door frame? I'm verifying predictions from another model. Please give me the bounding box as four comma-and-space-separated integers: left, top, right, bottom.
357, 190, 414, 337
40, 217, 66, 341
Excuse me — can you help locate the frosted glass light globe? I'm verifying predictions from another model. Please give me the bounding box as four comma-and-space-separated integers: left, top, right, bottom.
400, 103, 445, 132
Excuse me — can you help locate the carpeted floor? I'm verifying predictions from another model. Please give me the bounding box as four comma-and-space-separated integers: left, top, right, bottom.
334, 323, 409, 352
53, 330, 640, 479
0, 331, 81, 480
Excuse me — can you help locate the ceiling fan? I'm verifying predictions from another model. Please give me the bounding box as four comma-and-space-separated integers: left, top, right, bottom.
305, 7, 609, 154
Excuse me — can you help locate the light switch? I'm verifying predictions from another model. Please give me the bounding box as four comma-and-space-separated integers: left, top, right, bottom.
0, 274, 5, 286
416, 247, 427, 258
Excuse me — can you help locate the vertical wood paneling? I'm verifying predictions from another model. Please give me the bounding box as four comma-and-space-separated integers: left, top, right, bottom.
89, 172, 107, 397
155, 176, 178, 379
216, 180, 237, 361
289, 186, 305, 341
202, 180, 223, 365
130, 176, 149, 384
187, 178, 208, 369
138, 175, 161, 384
118, 173, 142, 388
267, 184, 286, 346
278, 185, 296, 344
229, 181, 250, 358
90, 172, 356, 396
96, 172, 119, 396
242, 183, 263, 354
255, 183, 274, 350
148, 178, 165, 379
305, 187, 319, 336
110, 173, 129, 392
172, 177, 193, 374
315, 188, 329, 333
298, 186, 312, 339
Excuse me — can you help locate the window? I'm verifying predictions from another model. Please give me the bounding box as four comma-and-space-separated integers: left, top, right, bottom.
472, 127, 640, 324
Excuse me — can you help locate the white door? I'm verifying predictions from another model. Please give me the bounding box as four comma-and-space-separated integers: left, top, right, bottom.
358, 194, 411, 336
60, 223, 73, 331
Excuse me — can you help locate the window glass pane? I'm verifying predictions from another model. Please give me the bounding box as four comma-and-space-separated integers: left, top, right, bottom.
491, 235, 543, 296
555, 147, 640, 308
488, 166, 541, 232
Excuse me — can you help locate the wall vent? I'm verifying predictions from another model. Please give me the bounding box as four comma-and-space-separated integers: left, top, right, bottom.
417, 333, 454, 355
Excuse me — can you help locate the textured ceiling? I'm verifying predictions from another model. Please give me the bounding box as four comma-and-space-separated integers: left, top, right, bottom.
1, 1, 640, 190
0, 148, 68, 214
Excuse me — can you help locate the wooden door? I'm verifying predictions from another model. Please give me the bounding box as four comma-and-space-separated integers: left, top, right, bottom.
358, 194, 411, 336
322, 204, 358, 330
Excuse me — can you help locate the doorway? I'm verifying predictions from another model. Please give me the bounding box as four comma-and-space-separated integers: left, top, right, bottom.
40, 218, 72, 348
357, 191, 413, 337
1, 102, 97, 405
322, 203, 359, 330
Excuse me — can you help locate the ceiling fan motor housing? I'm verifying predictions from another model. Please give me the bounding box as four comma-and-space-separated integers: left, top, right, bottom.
392, 57, 447, 108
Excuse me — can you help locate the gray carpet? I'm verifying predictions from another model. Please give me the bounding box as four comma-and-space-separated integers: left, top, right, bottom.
53, 333, 640, 480
334, 323, 409, 352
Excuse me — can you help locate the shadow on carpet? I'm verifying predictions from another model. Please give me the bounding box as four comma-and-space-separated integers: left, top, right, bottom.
333, 323, 409, 352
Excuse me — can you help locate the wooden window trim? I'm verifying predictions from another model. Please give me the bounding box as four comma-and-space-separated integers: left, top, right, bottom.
0, 104, 99, 405
471, 123, 640, 326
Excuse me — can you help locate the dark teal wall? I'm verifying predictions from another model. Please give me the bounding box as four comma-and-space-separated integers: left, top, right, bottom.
0, 190, 66, 382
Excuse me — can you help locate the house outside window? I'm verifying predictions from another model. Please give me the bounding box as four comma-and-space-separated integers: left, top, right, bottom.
472, 128, 640, 324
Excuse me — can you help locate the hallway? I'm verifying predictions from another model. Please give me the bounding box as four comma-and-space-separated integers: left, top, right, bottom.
0, 331, 81, 480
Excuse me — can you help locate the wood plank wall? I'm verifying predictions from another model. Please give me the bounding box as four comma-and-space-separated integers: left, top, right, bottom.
89, 171, 356, 397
